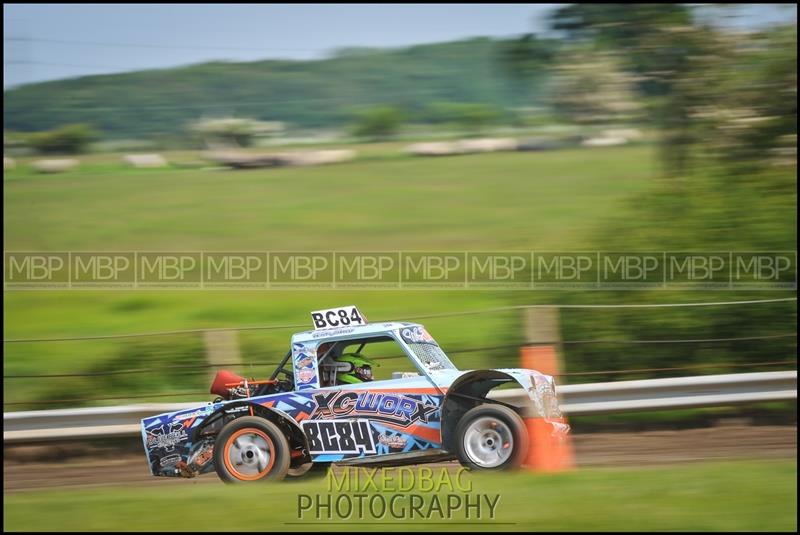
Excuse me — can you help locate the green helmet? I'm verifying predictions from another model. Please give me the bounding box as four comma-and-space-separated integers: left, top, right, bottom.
336, 353, 379, 384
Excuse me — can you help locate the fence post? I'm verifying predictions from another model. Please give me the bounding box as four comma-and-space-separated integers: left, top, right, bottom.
521, 307, 575, 472
203, 330, 241, 381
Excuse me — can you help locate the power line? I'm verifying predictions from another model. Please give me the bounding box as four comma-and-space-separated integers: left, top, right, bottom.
403, 297, 799, 322
4, 297, 796, 344
558, 359, 798, 377
3, 323, 308, 343
3, 391, 209, 406
558, 332, 798, 345
3, 361, 276, 379
4, 333, 796, 379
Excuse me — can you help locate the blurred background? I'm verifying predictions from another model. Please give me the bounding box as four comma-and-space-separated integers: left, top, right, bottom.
3, 3, 797, 531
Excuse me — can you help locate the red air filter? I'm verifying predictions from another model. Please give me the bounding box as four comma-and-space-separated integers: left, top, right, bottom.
210, 369, 245, 398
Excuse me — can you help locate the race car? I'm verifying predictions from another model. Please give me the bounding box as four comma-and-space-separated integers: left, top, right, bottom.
141, 305, 567, 482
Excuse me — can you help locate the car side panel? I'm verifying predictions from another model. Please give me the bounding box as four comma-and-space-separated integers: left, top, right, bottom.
298, 387, 443, 462
142, 376, 446, 476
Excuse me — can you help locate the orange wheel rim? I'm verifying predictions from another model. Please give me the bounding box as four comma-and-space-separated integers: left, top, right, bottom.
223, 428, 275, 481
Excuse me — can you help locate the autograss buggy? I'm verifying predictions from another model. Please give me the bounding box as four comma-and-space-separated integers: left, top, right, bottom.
141, 305, 567, 482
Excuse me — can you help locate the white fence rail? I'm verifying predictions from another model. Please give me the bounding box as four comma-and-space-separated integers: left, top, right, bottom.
492, 370, 797, 413
4, 371, 796, 443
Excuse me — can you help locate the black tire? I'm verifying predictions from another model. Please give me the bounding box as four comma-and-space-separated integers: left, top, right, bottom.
213, 416, 291, 483
454, 403, 529, 471
286, 462, 331, 480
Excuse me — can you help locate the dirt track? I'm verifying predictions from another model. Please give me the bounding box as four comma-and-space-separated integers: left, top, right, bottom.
4, 425, 796, 492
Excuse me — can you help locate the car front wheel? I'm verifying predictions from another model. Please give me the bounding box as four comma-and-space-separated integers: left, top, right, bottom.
454, 404, 529, 470
213, 416, 290, 483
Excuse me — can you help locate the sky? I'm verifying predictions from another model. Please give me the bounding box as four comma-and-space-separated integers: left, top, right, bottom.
3, 3, 797, 89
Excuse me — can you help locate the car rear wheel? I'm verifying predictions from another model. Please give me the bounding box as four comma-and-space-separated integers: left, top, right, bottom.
214, 416, 290, 483
455, 404, 528, 471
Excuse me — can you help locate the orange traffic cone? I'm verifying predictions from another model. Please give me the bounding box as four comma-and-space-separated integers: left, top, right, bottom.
521, 345, 575, 472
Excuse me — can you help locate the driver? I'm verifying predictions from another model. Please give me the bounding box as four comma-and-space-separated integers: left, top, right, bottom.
334, 353, 379, 384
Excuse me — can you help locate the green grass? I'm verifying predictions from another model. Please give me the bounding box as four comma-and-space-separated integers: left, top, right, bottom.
3, 145, 655, 251
3, 460, 796, 531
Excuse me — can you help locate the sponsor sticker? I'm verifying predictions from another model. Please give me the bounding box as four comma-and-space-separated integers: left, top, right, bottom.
173, 405, 213, 421
293, 342, 320, 390
378, 433, 408, 449
159, 454, 182, 467
310, 391, 438, 428
146, 423, 188, 452
297, 369, 316, 383
188, 446, 214, 468
399, 325, 437, 345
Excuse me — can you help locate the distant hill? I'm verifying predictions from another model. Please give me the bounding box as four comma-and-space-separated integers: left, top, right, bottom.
3, 37, 554, 138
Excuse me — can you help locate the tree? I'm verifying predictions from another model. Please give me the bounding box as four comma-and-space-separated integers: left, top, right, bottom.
684, 26, 797, 173
350, 106, 405, 140
428, 102, 503, 135
189, 117, 284, 148
544, 4, 796, 176
547, 48, 641, 125
28, 124, 97, 154
497, 34, 558, 88
549, 4, 694, 97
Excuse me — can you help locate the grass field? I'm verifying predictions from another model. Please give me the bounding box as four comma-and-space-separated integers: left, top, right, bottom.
3, 460, 796, 531
4, 144, 661, 407
4, 144, 656, 251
